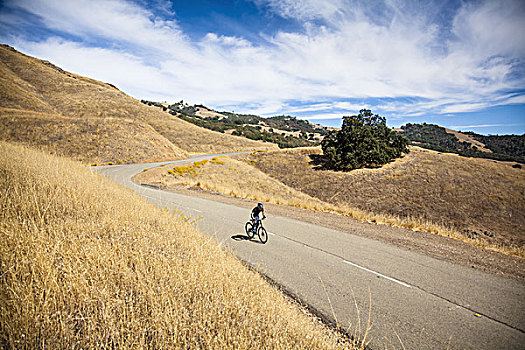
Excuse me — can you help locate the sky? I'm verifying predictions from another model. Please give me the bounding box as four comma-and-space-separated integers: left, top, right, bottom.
1, 0, 524, 135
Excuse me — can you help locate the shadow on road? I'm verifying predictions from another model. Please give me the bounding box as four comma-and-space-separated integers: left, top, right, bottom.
231, 234, 264, 244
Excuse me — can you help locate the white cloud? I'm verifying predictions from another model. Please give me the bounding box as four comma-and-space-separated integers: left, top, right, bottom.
1, 0, 524, 120
301, 112, 349, 120
450, 124, 523, 129
252, 0, 346, 22
4, 0, 189, 56
500, 95, 525, 105
285, 103, 335, 113
451, 0, 525, 58
441, 102, 492, 114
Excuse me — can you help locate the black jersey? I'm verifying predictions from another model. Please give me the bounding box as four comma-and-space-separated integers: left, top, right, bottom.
252, 206, 263, 217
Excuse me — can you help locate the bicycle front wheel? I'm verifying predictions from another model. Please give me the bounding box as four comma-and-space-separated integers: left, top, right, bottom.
258, 226, 268, 244
245, 221, 255, 239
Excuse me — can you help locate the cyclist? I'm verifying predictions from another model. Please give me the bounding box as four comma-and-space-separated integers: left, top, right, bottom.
251, 202, 266, 233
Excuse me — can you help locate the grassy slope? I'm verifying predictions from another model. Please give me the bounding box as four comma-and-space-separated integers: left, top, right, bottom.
134, 155, 331, 210
0, 108, 185, 164
248, 147, 525, 256
145, 111, 278, 154
0, 45, 277, 160
0, 141, 348, 349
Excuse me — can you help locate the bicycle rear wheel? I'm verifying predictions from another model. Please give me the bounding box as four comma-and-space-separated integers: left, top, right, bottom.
258, 226, 268, 244
245, 221, 255, 239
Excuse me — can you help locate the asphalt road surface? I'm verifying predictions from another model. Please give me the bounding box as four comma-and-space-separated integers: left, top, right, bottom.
94, 155, 525, 349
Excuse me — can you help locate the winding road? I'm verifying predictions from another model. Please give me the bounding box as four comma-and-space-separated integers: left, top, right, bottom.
94, 154, 525, 349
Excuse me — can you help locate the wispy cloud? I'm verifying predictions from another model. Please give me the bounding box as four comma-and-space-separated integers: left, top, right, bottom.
450, 123, 523, 129
4, 0, 188, 54
1, 0, 524, 124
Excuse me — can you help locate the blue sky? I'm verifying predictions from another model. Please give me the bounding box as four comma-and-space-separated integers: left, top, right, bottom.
1, 0, 524, 135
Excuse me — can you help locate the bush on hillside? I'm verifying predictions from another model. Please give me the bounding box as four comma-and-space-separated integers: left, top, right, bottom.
321, 109, 409, 170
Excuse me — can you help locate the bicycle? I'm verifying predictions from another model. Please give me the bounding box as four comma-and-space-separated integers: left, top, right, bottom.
245, 217, 268, 244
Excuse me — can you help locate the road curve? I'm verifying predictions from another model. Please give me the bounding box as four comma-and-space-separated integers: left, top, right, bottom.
94, 155, 525, 349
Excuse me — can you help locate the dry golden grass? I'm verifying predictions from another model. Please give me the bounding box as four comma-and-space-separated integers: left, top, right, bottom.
246, 147, 525, 257
135, 156, 330, 210
0, 141, 353, 349
0, 108, 187, 163
0, 44, 277, 158
146, 112, 278, 154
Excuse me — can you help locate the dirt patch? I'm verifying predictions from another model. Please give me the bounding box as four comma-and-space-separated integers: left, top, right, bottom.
194, 106, 228, 120
444, 128, 492, 153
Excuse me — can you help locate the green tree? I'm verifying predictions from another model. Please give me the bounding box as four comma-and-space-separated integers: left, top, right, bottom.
321, 109, 409, 170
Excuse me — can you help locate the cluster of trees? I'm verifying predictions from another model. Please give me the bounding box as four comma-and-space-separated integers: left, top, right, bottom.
141, 99, 327, 148
140, 100, 167, 111
231, 126, 315, 148
400, 123, 525, 163
321, 109, 409, 170
399, 123, 458, 152
265, 115, 330, 135
469, 133, 525, 161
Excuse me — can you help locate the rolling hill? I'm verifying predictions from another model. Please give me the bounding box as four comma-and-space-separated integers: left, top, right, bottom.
142, 99, 332, 148
0, 45, 277, 163
143, 97, 525, 163
398, 123, 525, 163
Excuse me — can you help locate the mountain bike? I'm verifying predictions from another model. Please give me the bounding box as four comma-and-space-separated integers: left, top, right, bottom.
245, 217, 268, 244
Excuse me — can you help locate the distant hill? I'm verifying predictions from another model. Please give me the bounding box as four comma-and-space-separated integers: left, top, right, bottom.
398, 123, 525, 164
142, 100, 331, 148
0, 45, 276, 163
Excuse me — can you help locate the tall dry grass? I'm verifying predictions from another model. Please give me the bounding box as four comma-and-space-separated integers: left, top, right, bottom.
0, 108, 187, 164
0, 142, 350, 349
136, 156, 330, 210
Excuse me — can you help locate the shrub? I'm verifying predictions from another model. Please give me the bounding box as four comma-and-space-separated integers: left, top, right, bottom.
170, 160, 209, 177
321, 109, 409, 170
210, 157, 225, 165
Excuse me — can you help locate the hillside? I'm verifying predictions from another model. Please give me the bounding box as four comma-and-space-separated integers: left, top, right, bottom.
142, 99, 331, 148
398, 123, 525, 163
0, 141, 348, 348
134, 155, 331, 211
0, 108, 184, 164
0, 45, 277, 163
245, 147, 525, 256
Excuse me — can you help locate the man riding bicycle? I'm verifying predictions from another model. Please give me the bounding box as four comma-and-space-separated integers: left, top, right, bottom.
251, 202, 266, 232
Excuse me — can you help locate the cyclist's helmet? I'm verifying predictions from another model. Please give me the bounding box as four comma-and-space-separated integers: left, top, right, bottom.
257, 202, 264, 209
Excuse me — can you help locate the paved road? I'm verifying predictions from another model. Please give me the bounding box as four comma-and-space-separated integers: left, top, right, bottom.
94, 155, 525, 349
